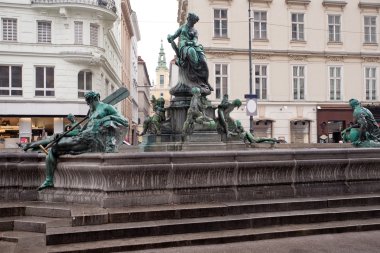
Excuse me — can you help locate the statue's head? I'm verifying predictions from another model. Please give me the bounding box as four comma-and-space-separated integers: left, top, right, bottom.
232, 99, 242, 108
67, 113, 75, 121
156, 96, 165, 108
349, 98, 360, 109
191, 87, 201, 95
187, 13, 199, 24
235, 120, 242, 127
84, 91, 101, 104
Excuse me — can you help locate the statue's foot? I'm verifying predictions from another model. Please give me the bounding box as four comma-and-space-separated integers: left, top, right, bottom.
37, 180, 54, 191
21, 143, 32, 151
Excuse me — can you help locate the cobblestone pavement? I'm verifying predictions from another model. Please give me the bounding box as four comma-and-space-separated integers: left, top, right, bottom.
128, 231, 380, 253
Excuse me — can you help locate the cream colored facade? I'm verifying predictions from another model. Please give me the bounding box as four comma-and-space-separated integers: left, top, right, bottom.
137, 56, 151, 143
178, 0, 380, 143
0, 0, 123, 147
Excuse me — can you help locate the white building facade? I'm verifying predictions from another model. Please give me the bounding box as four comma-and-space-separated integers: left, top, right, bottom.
0, 0, 123, 147
178, 0, 380, 143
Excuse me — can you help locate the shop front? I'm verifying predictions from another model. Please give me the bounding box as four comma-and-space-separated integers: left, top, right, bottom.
0, 100, 88, 148
0, 116, 77, 148
316, 105, 352, 143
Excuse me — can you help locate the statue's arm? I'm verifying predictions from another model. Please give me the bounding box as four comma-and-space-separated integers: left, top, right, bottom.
167, 27, 182, 43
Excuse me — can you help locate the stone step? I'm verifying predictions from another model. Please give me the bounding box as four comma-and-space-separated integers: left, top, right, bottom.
0, 216, 18, 231
46, 205, 380, 245
13, 216, 72, 233
25, 206, 71, 218
0, 230, 45, 243
47, 218, 380, 253
107, 194, 380, 224
0, 204, 25, 217
0, 240, 16, 253
0, 230, 46, 252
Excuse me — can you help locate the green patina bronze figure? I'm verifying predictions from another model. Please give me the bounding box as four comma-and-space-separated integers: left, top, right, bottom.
235, 120, 279, 144
216, 95, 279, 144
37, 91, 128, 190
167, 12, 213, 96
217, 94, 242, 137
140, 95, 166, 136
342, 98, 380, 147
182, 87, 216, 138
21, 114, 81, 152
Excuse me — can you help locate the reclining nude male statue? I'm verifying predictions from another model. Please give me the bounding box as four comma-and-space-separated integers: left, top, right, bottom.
24, 91, 129, 190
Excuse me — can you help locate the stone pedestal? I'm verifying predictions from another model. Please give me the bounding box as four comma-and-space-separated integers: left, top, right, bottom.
2, 148, 380, 208
184, 131, 221, 142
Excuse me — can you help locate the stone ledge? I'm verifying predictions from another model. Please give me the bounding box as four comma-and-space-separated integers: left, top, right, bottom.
1, 148, 380, 207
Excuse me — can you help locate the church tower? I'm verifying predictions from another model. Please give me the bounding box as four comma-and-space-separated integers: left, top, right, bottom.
151, 40, 171, 104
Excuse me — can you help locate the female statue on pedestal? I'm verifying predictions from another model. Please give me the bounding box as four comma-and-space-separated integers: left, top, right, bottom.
167, 13, 213, 96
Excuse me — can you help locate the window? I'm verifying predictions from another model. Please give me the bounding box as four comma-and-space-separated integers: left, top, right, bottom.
0, 65, 22, 96
159, 75, 164, 85
254, 65, 267, 99
105, 79, 109, 96
214, 9, 228, 38
74, 21, 83, 44
329, 66, 342, 100
291, 13, 304, 41
328, 15, 341, 42
254, 11, 267, 40
78, 71, 92, 98
365, 67, 377, 100
364, 16, 377, 44
2, 18, 17, 41
215, 64, 228, 99
90, 23, 99, 46
37, 21, 51, 43
35, 66, 54, 96
293, 66, 305, 100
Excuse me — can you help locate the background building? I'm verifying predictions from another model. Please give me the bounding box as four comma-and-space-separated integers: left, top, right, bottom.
0, 0, 144, 148
137, 56, 151, 143
150, 40, 171, 103
121, 0, 141, 145
177, 0, 380, 143
0, 0, 125, 147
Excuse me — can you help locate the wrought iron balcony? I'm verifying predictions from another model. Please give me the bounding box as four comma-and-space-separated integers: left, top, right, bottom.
31, 0, 117, 13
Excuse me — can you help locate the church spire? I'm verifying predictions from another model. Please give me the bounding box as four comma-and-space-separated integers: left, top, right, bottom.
156, 39, 168, 71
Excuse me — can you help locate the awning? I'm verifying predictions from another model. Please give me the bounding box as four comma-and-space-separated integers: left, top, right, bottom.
290, 118, 314, 124
253, 117, 276, 123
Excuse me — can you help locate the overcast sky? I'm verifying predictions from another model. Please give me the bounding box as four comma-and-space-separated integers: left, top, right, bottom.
130, 0, 178, 85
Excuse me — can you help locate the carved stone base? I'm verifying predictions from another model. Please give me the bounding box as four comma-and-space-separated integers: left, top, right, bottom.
184, 131, 221, 143
2, 148, 380, 208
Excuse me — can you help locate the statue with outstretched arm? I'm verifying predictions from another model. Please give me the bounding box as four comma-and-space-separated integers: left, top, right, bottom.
37, 91, 129, 190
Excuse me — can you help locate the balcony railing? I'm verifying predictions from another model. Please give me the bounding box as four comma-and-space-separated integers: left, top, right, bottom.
31, 0, 117, 13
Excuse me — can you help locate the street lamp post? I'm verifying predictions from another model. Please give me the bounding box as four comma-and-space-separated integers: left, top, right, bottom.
248, 0, 253, 132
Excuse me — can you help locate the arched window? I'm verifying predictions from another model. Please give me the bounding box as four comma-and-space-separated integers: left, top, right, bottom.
78, 70, 92, 98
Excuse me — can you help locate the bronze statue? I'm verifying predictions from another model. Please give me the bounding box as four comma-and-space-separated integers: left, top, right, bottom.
182, 87, 216, 138
21, 114, 81, 152
167, 13, 213, 96
140, 95, 166, 135
217, 94, 242, 137
37, 91, 128, 190
234, 120, 279, 144
342, 98, 380, 147
216, 96, 279, 144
